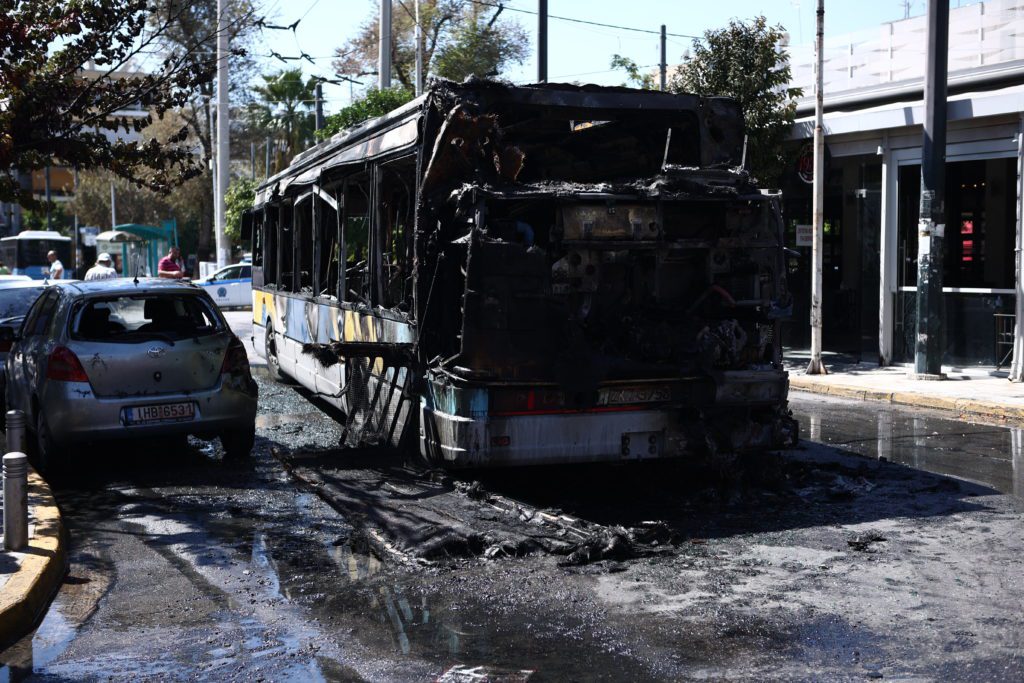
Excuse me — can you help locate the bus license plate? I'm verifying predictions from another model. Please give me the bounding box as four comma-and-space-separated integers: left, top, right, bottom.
125, 402, 195, 425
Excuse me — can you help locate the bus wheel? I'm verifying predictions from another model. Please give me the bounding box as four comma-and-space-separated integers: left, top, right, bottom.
265, 325, 286, 383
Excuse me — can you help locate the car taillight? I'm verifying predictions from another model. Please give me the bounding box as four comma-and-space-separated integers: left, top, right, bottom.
47, 346, 89, 382
221, 336, 250, 377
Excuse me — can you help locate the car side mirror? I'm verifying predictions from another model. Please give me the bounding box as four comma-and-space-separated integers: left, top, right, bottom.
0, 325, 20, 343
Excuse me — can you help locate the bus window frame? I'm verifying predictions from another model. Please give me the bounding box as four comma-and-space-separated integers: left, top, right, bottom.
277, 200, 295, 293
312, 184, 341, 300
294, 191, 314, 293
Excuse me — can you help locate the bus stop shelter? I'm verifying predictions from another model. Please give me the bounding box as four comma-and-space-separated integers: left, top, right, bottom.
109, 221, 178, 277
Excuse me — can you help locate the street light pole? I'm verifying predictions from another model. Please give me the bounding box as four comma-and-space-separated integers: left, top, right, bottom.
215, 0, 230, 269
807, 0, 827, 375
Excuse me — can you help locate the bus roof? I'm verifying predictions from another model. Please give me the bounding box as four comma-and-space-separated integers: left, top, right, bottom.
254, 79, 743, 206
2, 230, 72, 242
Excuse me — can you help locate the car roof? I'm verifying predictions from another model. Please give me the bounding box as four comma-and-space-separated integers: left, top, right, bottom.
56, 278, 206, 298
0, 278, 49, 290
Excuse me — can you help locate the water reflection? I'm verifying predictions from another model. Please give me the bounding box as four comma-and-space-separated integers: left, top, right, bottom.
0, 588, 76, 682
791, 395, 1023, 496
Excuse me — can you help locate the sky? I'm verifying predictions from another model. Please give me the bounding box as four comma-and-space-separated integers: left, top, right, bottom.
259, 0, 971, 114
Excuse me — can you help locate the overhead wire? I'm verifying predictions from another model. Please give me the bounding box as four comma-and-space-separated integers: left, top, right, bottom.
464, 0, 702, 39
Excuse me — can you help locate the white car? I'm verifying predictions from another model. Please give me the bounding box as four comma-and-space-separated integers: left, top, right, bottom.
196, 263, 252, 308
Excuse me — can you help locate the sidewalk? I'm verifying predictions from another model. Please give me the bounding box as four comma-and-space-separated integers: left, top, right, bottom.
0, 464, 67, 648
785, 350, 1024, 424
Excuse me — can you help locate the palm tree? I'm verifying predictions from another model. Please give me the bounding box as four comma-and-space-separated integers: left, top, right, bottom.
247, 68, 317, 171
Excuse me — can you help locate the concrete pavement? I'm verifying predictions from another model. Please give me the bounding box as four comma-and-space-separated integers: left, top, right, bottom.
0, 463, 67, 648
786, 351, 1024, 424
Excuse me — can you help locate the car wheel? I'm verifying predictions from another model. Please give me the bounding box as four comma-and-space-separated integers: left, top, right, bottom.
35, 410, 62, 475
265, 325, 286, 383
222, 424, 255, 461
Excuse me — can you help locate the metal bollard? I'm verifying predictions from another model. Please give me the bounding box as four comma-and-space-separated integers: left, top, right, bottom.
3, 452, 28, 551
6, 410, 27, 455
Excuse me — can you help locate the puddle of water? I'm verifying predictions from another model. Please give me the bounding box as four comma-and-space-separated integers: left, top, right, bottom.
0, 591, 77, 682
791, 395, 1024, 496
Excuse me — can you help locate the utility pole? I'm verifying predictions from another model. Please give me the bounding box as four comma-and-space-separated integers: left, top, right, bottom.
215, 0, 230, 269
315, 82, 325, 131
538, 0, 548, 83
44, 166, 51, 231
110, 182, 117, 228
659, 25, 667, 91
250, 141, 255, 180
414, 0, 423, 95
379, 0, 392, 90
912, 0, 950, 379
265, 136, 271, 178
807, 0, 827, 375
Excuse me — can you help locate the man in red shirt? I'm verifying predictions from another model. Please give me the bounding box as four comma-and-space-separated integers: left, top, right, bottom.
157, 246, 186, 279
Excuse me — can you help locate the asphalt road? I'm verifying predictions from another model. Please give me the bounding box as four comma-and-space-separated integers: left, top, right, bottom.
1, 315, 1023, 681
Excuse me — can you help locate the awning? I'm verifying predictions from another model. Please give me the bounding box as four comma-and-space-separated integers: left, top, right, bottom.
95, 230, 144, 243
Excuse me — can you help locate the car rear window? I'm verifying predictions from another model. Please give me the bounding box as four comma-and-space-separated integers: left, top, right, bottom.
0, 287, 46, 324
72, 294, 224, 342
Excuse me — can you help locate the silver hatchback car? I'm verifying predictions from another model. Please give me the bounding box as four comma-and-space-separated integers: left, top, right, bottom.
1, 279, 258, 470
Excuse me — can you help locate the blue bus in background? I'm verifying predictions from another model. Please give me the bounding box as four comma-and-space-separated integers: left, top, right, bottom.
0, 231, 74, 280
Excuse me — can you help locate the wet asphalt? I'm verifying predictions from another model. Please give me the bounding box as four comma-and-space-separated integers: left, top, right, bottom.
1, 316, 1023, 681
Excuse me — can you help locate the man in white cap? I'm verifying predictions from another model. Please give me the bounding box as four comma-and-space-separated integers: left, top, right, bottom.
85, 252, 118, 281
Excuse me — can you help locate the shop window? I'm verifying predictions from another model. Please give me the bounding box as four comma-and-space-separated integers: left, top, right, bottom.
894, 157, 1016, 365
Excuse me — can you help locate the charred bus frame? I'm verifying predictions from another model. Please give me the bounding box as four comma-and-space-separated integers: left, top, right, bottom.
245, 79, 797, 467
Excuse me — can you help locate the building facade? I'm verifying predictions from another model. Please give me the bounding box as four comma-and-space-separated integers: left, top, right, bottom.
785, 0, 1024, 371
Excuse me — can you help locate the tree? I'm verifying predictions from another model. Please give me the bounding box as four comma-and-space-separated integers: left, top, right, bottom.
68, 109, 211, 255
609, 54, 656, 90
147, 0, 260, 257
0, 0, 228, 208
669, 16, 802, 187
246, 69, 317, 160
332, 0, 528, 88
317, 87, 414, 140
224, 177, 256, 242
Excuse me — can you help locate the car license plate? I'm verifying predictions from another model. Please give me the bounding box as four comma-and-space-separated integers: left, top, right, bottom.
124, 402, 196, 425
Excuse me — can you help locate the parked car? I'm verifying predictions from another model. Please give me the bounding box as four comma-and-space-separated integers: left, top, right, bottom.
1, 279, 258, 471
195, 263, 252, 309
0, 279, 50, 423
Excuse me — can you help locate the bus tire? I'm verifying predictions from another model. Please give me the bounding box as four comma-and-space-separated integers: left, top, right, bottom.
265, 325, 287, 383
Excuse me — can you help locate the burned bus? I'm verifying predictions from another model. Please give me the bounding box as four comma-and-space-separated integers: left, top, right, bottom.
246, 79, 797, 467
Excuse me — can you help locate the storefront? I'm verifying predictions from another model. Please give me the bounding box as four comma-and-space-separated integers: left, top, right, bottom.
786, 87, 1024, 368
782, 0, 1024, 370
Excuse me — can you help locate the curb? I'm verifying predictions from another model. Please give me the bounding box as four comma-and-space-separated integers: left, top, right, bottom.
0, 465, 67, 649
789, 376, 1024, 424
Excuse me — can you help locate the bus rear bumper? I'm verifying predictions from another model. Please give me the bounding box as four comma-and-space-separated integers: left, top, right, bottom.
419, 402, 786, 468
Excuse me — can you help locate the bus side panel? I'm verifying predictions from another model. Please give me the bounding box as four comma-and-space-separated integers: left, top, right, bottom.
254, 288, 417, 444
313, 301, 345, 410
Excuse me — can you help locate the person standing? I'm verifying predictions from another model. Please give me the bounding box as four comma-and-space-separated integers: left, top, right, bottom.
46, 250, 64, 279
85, 252, 118, 281
157, 245, 187, 279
